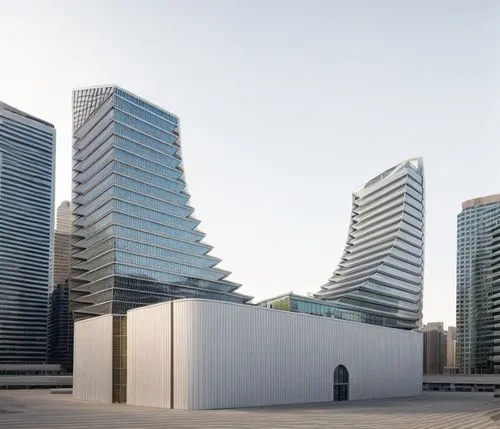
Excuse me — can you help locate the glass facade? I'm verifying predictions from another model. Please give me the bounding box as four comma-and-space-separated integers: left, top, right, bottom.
315, 158, 425, 330
0, 102, 55, 362
258, 293, 410, 328
456, 195, 500, 374
47, 283, 73, 371
71, 86, 251, 319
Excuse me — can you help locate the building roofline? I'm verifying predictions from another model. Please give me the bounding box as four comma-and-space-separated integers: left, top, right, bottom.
0, 101, 54, 128
462, 194, 500, 210
72, 84, 179, 120
354, 157, 423, 194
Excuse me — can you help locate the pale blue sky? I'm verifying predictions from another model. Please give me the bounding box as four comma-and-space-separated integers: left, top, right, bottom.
1, 0, 499, 326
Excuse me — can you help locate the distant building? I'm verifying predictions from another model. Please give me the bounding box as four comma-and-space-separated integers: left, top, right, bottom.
0, 102, 55, 363
456, 195, 500, 374
53, 201, 71, 286
446, 326, 457, 371
258, 292, 415, 327
423, 322, 446, 374
47, 201, 73, 371
314, 158, 425, 330
47, 284, 73, 371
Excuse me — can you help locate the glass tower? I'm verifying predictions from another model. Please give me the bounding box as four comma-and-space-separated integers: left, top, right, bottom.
71, 86, 251, 320
456, 195, 500, 374
0, 101, 55, 363
315, 158, 424, 330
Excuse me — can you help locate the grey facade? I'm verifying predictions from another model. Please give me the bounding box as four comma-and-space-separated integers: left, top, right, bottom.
456, 194, 500, 374
422, 322, 446, 375
315, 158, 425, 330
0, 102, 55, 363
70, 85, 251, 320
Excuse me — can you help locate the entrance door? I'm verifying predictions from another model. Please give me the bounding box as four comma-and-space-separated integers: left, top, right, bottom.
333, 365, 349, 401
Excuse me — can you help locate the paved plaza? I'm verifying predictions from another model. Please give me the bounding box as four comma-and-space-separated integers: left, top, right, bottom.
1, 390, 500, 428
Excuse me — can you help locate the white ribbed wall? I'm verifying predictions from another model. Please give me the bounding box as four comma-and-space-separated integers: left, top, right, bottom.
127, 303, 171, 407
73, 315, 113, 402
127, 299, 422, 410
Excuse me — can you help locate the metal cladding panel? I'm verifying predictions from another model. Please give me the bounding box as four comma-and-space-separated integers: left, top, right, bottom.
127, 303, 171, 407
174, 300, 422, 410
73, 315, 113, 402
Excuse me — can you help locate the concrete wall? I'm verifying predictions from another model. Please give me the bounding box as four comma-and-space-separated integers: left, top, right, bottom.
73, 315, 113, 402
127, 299, 422, 410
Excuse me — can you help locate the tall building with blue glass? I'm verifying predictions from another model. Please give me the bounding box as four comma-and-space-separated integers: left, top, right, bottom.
0, 101, 55, 363
71, 86, 251, 320
456, 194, 500, 374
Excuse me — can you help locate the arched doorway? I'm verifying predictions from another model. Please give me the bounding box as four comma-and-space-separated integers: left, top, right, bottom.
333, 365, 349, 401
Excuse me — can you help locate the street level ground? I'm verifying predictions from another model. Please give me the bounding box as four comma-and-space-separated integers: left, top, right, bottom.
1, 390, 500, 428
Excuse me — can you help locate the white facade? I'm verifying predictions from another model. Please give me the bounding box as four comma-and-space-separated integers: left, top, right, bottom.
127, 299, 422, 410
73, 315, 113, 403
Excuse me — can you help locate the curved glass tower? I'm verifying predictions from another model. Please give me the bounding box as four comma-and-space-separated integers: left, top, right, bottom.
71, 86, 251, 320
315, 158, 424, 330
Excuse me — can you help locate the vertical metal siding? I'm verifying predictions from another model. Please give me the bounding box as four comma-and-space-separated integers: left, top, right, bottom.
127, 299, 422, 410
73, 315, 113, 402
177, 300, 422, 410
127, 303, 171, 408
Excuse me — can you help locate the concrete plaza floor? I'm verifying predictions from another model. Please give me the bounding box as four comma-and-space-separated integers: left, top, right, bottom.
1, 390, 500, 428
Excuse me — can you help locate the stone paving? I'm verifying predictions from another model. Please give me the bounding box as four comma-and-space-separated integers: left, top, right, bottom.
1, 390, 500, 428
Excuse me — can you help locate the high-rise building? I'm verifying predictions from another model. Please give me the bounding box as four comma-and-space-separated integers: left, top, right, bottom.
47, 283, 73, 370
422, 322, 446, 374
446, 325, 457, 370
315, 158, 425, 330
47, 201, 73, 370
53, 201, 71, 286
56, 200, 71, 234
0, 101, 55, 363
70, 85, 251, 321
456, 194, 500, 374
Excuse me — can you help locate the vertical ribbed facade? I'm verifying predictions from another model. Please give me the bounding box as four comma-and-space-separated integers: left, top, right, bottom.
70, 85, 251, 320
456, 195, 500, 374
126, 299, 422, 410
0, 102, 55, 363
315, 158, 424, 330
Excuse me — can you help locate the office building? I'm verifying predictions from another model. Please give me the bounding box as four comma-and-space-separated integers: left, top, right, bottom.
47, 284, 73, 371
0, 101, 55, 363
422, 322, 446, 374
315, 158, 425, 330
446, 326, 457, 371
47, 201, 73, 370
457, 194, 500, 374
73, 299, 422, 408
70, 85, 251, 321
53, 201, 71, 286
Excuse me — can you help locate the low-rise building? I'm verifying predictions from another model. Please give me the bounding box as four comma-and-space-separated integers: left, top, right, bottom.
73, 299, 422, 408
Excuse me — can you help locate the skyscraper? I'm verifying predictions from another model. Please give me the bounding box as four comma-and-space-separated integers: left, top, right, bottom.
315, 158, 424, 330
48, 200, 73, 370
456, 195, 500, 374
53, 201, 71, 286
70, 85, 251, 320
422, 322, 446, 374
0, 101, 55, 363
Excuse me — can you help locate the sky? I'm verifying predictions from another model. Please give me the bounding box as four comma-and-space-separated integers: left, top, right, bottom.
1, 0, 499, 327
